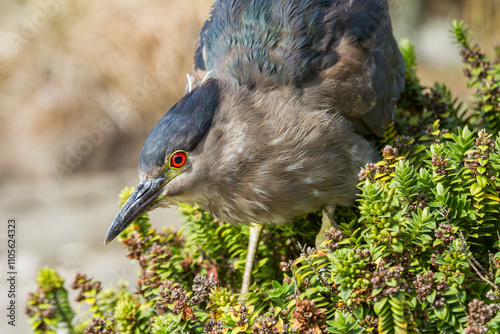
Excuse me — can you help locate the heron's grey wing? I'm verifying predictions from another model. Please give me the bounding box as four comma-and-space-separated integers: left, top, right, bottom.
193, 0, 333, 88
302, 0, 406, 136
188, 0, 405, 136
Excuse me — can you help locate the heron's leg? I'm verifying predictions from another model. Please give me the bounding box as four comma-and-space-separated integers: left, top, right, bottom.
315, 204, 339, 249
240, 222, 263, 299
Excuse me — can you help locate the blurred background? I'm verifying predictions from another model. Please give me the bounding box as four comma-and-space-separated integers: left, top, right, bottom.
0, 0, 498, 332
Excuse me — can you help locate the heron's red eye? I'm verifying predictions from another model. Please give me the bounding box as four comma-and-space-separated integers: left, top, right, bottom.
170, 151, 187, 168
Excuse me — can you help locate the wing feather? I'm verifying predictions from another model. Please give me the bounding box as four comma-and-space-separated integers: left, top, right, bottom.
188, 0, 405, 136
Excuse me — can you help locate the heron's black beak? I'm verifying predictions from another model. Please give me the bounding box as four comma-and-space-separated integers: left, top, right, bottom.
104, 176, 167, 244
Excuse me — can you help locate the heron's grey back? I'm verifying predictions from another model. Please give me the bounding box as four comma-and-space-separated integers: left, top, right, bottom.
191, 0, 405, 137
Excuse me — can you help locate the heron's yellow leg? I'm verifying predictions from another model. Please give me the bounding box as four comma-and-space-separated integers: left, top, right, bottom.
315, 205, 339, 249
240, 222, 263, 301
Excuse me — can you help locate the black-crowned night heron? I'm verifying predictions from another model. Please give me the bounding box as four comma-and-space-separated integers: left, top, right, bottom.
105, 0, 405, 297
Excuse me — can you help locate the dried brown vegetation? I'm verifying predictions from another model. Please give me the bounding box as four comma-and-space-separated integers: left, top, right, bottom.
0, 0, 211, 179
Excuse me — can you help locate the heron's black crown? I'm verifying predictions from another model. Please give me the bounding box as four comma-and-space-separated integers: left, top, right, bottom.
138, 79, 220, 177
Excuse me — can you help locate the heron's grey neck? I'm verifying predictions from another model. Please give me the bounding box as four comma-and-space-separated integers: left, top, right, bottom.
171, 85, 377, 225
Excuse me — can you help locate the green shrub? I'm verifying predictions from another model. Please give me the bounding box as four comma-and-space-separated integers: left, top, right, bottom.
26, 21, 500, 334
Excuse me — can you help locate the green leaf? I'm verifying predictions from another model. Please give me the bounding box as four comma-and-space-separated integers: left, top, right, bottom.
340, 288, 353, 302
427, 290, 437, 304
437, 182, 445, 196
391, 241, 404, 253
372, 287, 384, 297
373, 297, 389, 315
470, 183, 483, 195
434, 305, 449, 320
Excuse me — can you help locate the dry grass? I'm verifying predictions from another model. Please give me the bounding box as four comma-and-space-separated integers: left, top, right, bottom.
0, 0, 211, 180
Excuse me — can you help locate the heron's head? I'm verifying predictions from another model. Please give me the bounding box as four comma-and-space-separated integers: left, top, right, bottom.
104, 79, 220, 244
